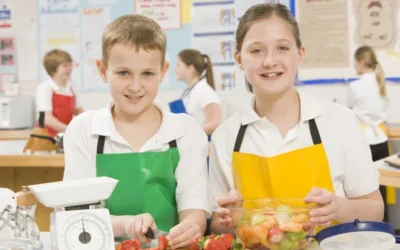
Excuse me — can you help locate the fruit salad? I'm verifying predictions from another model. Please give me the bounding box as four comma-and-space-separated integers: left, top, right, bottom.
231, 200, 316, 250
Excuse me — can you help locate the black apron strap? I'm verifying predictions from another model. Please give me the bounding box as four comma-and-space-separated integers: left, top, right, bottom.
233, 124, 248, 152
168, 140, 177, 148
309, 119, 322, 145
97, 135, 106, 154
38, 112, 45, 128
97, 136, 177, 154
233, 119, 321, 152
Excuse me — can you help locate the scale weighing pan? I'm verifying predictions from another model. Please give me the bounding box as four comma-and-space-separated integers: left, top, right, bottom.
310, 219, 400, 250
28, 177, 118, 208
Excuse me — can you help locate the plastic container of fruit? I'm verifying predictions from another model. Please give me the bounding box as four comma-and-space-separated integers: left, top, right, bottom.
230, 198, 317, 250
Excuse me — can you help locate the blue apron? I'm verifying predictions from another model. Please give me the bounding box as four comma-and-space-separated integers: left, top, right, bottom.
169, 78, 202, 115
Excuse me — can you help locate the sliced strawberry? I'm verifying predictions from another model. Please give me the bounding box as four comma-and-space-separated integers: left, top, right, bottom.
217, 233, 235, 249
204, 239, 227, 250
158, 235, 169, 250
208, 233, 217, 239
120, 239, 141, 250
267, 227, 284, 244
189, 236, 202, 250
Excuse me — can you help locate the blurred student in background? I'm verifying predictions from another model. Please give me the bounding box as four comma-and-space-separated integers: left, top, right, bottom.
36, 49, 83, 136
171, 49, 222, 136
347, 45, 391, 222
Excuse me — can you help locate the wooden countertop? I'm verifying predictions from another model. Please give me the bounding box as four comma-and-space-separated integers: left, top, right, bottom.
0, 129, 32, 140
0, 154, 64, 167
388, 126, 400, 139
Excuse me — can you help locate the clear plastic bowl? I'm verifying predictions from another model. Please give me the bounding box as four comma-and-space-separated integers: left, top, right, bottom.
0, 238, 43, 250
230, 198, 318, 250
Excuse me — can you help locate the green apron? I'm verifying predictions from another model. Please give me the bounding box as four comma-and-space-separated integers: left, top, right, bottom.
96, 135, 180, 232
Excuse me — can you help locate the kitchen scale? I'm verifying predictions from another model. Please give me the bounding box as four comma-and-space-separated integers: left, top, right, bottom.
28, 177, 118, 250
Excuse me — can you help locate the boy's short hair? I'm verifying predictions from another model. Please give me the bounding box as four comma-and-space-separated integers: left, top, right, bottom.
43, 49, 72, 77
101, 14, 167, 66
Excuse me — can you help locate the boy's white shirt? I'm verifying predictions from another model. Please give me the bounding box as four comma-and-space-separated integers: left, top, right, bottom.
208, 90, 380, 212
63, 99, 210, 214
36, 78, 80, 112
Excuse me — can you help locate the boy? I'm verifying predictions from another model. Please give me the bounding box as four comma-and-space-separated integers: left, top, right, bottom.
62, 14, 209, 249
36, 49, 83, 136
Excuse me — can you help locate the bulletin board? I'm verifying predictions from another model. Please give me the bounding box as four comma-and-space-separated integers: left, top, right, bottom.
295, 0, 400, 85
37, 0, 191, 92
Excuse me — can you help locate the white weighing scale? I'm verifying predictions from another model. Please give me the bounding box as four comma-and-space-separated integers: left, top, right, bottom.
28, 177, 118, 250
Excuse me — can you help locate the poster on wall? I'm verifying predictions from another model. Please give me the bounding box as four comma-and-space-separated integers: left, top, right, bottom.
192, 2, 236, 33
192, 36, 235, 64
0, 3, 12, 30
213, 65, 237, 93
81, 7, 110, 89
135, 0, 181, 29
354, 0, 399, 49
0, 37, 16, 74
192, 1, 238, 94
38, 0, 81, 84
298, 0, 349, 68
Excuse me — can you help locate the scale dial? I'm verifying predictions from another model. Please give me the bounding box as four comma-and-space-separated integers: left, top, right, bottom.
59, 212, 112, 250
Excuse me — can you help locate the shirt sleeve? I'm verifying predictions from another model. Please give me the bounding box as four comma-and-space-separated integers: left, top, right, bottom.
208, 135, 233, 212
36, 83, 53, 112
63, 113, 96, 180
198, 88, 220, 109
342, 110, 380, 198
175, 115, 210, 214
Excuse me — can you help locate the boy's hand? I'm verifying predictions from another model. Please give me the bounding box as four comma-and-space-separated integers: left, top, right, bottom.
124, 213, 157, 243
167, 220, 201, 249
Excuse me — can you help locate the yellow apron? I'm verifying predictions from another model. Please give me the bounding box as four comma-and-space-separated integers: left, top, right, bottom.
232, 119, 336, 230
232, 119, 334, 200
360, 122, 395, 204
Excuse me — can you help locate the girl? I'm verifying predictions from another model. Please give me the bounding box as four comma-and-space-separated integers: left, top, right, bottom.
208, 3, 384, 234
348, 45, 391, 222
172, 49, 222, 136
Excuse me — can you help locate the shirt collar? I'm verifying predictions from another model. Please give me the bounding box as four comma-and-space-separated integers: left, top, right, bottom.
240, 90, 323, 125
91, 99, 185, 144
48, 78, 70, 91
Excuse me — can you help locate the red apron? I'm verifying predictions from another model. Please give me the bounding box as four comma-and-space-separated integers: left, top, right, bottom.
42, 88, 76, 137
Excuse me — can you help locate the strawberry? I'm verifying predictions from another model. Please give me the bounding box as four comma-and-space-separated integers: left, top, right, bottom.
267, 227, 284, 244
120, 239, 141, 250
189, 236, 202, 250
158, 235, 169, 250
204, 239, 227, 250
217, 233, 235, 249
208, 233, 217, 239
